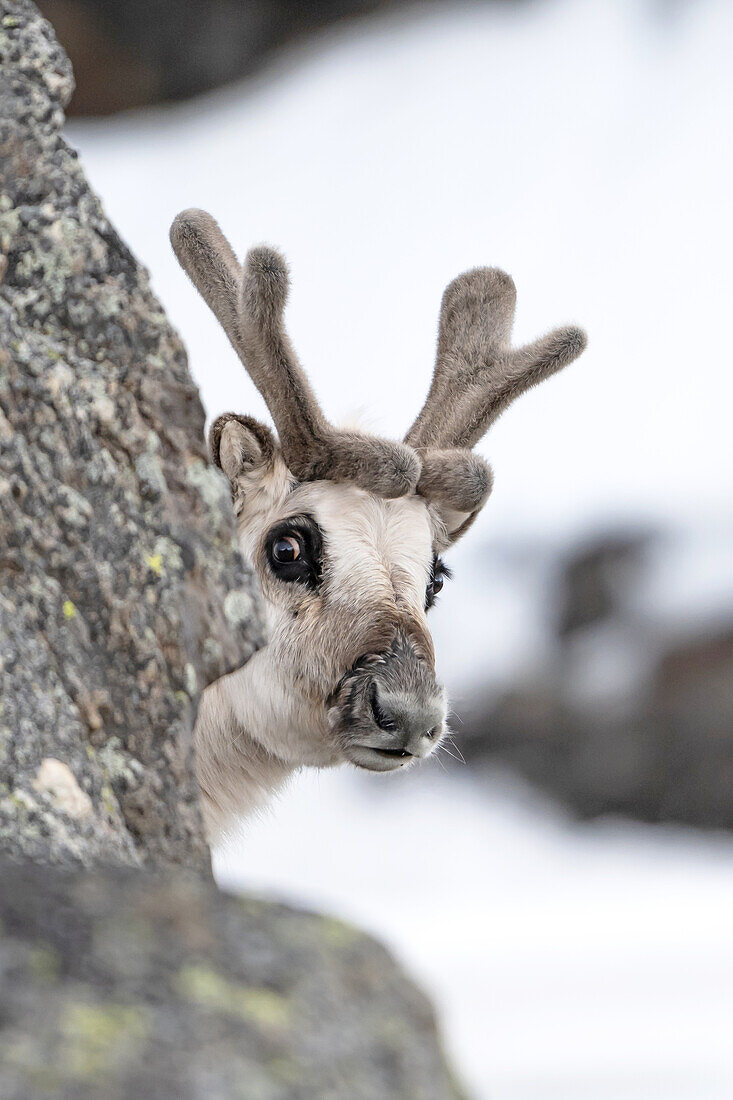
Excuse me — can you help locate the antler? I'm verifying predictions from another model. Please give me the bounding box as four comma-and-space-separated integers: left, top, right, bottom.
171, 209, 420, 497
406, 267, 586, 451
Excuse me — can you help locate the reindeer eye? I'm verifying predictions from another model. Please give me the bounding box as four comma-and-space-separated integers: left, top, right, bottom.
426, 555, 451, 611
272, 536, 300, 563
266, 515, 324, 589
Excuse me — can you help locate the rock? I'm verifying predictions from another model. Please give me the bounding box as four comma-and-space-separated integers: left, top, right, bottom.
0, 0, 265, 869
649, 629, 733, 827
0, 860, 463, 1100
460, 531, 733, 829
36, 0, 418, 116
31, 757, 94, 820
555, 533, 647, 639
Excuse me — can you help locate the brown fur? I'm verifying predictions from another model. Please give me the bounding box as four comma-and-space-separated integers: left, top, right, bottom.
417, 450, 493, 515
406, 267, 586, 450
209, 413, 275, 478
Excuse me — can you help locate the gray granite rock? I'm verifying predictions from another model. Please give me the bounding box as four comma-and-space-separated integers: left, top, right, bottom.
0, 860, 464, 1100
0, 0, 265, 869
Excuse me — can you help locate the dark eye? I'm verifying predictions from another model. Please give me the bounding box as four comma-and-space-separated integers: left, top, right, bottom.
272, 536, 300, 563
425, 555, 451, 611
266, 515, 324, 589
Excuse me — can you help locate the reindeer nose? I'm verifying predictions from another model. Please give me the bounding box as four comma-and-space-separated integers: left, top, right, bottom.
369, 682, 445, 755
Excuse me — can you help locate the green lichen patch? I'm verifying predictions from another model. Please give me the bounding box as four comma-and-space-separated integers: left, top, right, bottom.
175, 964, 291, 1032
27, 944, 62, 983
60, 1000, 149, 1081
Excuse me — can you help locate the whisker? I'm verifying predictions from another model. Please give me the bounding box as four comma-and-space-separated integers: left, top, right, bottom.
443, 734, 466, 765
433, 752, 448, 774
437, 741, 464, 766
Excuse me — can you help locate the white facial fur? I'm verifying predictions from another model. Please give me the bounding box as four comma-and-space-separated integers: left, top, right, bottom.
194, 435, 449, 839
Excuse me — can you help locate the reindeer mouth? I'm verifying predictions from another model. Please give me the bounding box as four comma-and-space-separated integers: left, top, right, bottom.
328, 638, 447, 773
373, 747, 413, 759
337, 681, 421, 771
343, 743, 416, 772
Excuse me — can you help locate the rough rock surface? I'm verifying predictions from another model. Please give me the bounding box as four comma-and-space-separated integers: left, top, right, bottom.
0, 0, 265, 868
0, 861, 463, 1100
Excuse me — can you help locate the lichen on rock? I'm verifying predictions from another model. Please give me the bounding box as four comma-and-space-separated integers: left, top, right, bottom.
0, 861, 464, 1100
0, 0, 265, 868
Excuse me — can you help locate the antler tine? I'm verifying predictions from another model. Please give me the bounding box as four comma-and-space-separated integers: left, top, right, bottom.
171, 209, 421, 496
171, 209, 330, 478
405, 268, 517, 450
170, 208, 243, 347
450, 323, 587, 451
405, 266, 586, 451
237, 244, 333, 478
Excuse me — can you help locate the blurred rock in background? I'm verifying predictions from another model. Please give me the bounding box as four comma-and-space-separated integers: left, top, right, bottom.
37, 0, 411, 115
459, 529, 733, 829
35, 0, 697, 116
1, 860, 461, 1100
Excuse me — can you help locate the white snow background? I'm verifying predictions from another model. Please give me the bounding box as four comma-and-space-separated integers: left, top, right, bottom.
68, 1, 733, 1096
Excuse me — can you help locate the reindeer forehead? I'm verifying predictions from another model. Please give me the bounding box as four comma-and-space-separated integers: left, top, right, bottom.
280, 482, 435, 569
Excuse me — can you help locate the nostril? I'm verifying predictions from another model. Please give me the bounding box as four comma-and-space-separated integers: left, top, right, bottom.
425, 726, 440, 740
369, 682, 398, 733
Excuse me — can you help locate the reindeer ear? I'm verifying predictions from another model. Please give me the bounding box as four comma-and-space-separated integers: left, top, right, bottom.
209, 414, 276, 483
418, 450, 494, 546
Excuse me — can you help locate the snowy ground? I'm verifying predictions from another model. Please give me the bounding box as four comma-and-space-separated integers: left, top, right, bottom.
215, 767, 733, 1100
68, 0, 733, 1095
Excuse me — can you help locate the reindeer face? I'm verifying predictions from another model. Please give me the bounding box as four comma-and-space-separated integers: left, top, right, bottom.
171, 208, 586, 779
218, 419, 449, 771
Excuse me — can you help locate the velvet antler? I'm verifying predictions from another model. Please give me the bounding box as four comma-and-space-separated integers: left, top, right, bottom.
407, 267, 586, 450
170, 209, 420, 497
405, 267, 587, 537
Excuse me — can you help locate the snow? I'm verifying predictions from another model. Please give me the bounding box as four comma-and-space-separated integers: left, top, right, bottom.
214, 768, 733, 1100
67, 0, 733, 1095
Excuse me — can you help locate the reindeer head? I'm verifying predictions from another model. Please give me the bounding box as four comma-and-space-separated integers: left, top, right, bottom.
171, 211, 586, 776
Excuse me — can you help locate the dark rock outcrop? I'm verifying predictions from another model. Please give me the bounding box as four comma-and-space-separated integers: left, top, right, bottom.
0, 861, 462, 1100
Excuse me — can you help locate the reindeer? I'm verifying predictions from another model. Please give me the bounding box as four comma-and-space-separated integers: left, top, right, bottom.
170, 210, 587, 838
